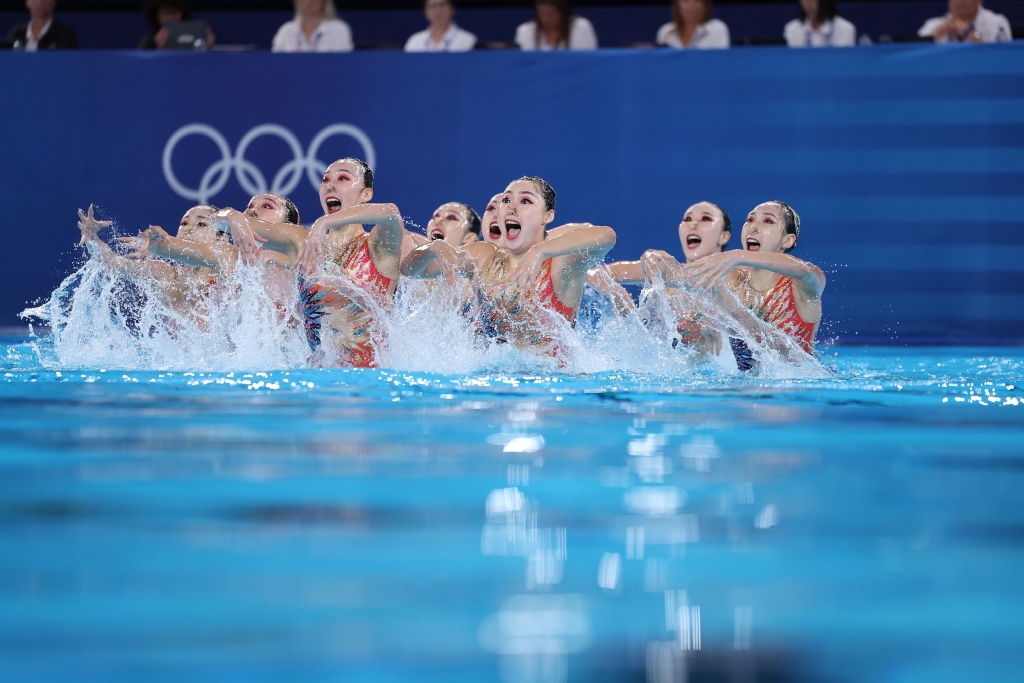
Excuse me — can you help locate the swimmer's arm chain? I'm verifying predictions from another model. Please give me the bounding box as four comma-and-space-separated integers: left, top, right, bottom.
147, 230, 235, 273
729, 252, 826, 297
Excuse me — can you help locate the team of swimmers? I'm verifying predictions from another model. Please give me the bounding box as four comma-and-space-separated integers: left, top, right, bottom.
76, 156, 826, 370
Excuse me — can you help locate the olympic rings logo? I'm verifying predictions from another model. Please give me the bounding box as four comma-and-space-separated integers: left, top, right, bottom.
162, 123, 376, 204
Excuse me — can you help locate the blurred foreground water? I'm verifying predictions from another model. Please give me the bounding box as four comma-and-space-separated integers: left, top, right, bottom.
1, 339, 1022, 682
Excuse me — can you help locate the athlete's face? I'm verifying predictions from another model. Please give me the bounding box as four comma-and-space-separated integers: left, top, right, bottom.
482, 194, 504, 244
246, 194, 288, 224
949, 0, 981, 22
320, 161, 373, 215
177, 206, 218, 243
742, 202, 795, 254
497, 180, 554, 254
677, 0, 707, 26
427, 202, 478, 246
678, 201, 729, 263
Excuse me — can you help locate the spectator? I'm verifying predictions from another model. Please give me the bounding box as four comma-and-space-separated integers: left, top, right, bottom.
6, 0, 77, 51
919, 0, 1011, 42
515, 0, 597, 51
784, 0, 856, 47
656, 0, 730, 49
272, 0, 353, 53
139, 0, 214, 50
405, 0, 476, 52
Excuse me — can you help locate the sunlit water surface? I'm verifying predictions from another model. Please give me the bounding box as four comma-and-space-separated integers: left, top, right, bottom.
1, 337, 1022, 682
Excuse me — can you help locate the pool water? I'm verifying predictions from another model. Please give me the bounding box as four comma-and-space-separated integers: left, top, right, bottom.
1, 338, 1022, 682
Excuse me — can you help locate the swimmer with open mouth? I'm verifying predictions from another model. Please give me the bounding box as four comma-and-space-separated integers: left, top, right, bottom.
661, 201, 826, 357
217, 157, 407, 367
400, 175, 616, 355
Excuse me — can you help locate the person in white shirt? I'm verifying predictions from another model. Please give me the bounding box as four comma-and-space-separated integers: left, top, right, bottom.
919, 0, 1011, 43
272, 0, 353, 53
784, 0, 856, 47
405, 0, 477, 52
515, 0, 598, 51
656, 0, 730, 49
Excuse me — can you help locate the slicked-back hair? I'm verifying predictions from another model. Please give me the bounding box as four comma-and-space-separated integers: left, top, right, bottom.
767, 200, 800, 252
334, 157, 374, 190
707, 202, 731, 249
510, 175, 557, 213
266, 194, 300, 225
799, 0, 837, 23
455, 203, 482, 236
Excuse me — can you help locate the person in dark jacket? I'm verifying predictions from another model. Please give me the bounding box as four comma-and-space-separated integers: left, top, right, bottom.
5, 0, 77, 50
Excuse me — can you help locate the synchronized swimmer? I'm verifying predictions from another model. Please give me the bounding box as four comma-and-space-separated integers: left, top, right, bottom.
76, 157, 826, 372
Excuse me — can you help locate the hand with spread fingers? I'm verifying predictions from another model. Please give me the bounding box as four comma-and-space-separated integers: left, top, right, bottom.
490, 246, 545, 302
297, 217, 331, 277
683, 250, 746, 290
640, 249, 679, 285
430, 239, 473, 286
117, 233, 153, 260
77, 205, 112, 247
218, 209, 267, 267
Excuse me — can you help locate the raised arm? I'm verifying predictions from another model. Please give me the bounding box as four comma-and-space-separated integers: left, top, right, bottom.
142, 225, 237, 273
297, 203, 405, 276
686, 250, 826, 297
401, 241, 495, 280
216, 209, 307, 267
493, 224, 616, 299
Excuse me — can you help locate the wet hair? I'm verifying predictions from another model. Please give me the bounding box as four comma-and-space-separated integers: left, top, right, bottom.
194, 204, 219, 214
510, 176, 557, 213
767, 200, 800, 252
425, 0, 455, 7
534, 0, 574, 49
799, 0, 837, 23
273, 195, 301, 225
454, 202, 481, 236
706, 202, 731, 249
294, 0, 337, 20
333, 157, 374, 190
144, 0, 191, 36
673, 0, 713, 33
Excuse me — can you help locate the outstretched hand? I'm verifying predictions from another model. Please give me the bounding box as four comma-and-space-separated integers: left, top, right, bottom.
296, 217, 329, 277
218, 209, 266, 267
430, 239, 472, 286
683, 250, 745, 290
489, 247, 544, 302
77, 205, 112, 247
640, 250, 678, 285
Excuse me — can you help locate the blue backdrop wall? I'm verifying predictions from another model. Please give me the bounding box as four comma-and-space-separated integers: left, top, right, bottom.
1, 44, 1022, 342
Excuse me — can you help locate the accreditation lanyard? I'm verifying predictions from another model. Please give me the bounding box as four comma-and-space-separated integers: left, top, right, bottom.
297, 26, 323, 52
430, 27, 456, 52
805, 20, 834, 46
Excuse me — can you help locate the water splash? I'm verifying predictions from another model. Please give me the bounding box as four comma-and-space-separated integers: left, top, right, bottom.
20, 245, 828, 379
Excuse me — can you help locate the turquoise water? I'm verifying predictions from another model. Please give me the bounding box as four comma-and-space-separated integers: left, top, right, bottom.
1, 338, 1022, 682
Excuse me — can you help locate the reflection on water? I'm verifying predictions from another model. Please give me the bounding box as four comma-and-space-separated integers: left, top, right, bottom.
0, 343, 1023, 681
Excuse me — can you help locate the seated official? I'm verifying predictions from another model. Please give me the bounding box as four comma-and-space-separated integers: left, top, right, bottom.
919, 0, 1011, 42
784, 0, 856, 47
656, 0, 730, 49
272, 0, 353, 53
405, 0, 476, 52
139, 0, 214, 50
515, 0, 598, 51
6, 0, 77, 51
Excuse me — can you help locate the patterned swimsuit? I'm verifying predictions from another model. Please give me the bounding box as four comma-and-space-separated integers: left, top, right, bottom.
479, 257, 575, 354
299, 233, 392, 368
